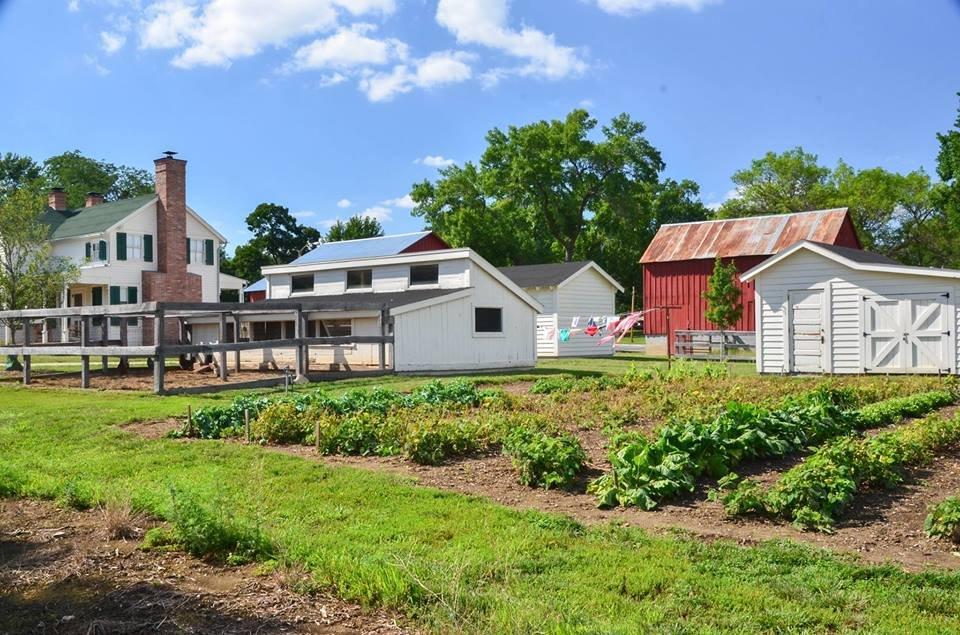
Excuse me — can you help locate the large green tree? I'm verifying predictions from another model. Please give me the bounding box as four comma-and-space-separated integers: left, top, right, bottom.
221, 203, 321, 282
0, 153, 41, 200
935, 93, 960, 230
325, 215, 384, 242
42, 150, 153, 207
412, 109, 666, 264
715, 147, 834, 218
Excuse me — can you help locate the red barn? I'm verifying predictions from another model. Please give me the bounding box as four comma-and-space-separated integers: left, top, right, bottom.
640, 208, 861, 354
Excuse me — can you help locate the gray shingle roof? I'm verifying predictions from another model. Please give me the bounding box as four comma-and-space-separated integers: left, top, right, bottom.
258, 287, 464, 310
498, 261, 592, 288
46, 194, 156, 240
808, 242, 900, 265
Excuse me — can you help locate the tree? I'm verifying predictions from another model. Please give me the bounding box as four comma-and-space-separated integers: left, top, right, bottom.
325, 215, 384, 242
412, 109, 665, 263
220, 203, 322, 282
0, 184, 78, 367
0, 153, 41, 200
703, 256, 742, 359
935, 93, 960, 230
42, 150, 153, 208
716, 147, 834, 218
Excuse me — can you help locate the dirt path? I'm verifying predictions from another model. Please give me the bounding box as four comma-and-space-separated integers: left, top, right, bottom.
0, 499, 409, 634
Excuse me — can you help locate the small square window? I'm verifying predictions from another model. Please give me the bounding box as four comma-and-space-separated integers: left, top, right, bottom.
291, 274, 314, 293
410, 263, 439, 286
346, 269, 372, 289
127, 234, 143, 260
474, 307, 502, 333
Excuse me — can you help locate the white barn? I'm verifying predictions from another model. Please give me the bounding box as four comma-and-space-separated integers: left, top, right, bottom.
249, 232, 543, 373
742, 241, 960, 375
499, 261, 623, 357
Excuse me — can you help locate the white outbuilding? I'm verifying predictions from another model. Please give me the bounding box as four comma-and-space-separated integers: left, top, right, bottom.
499, 261, 624, 357
742, 241, 960, 375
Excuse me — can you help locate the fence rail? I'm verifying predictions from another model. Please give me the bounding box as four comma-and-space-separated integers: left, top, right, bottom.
674, 330, 756, 361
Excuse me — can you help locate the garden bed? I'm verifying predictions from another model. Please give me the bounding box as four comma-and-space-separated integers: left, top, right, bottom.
0, 498, 409, 634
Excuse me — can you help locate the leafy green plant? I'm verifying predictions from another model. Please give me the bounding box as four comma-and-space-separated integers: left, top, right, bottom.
168, 485, 273, 564
58, 477, 96, 510
925, 497, 960, 542
176, 394, 270, 439
0, 464, 23, 498
656, 359, 729, 381
855, 390, 955, 429
503, 427, 586, 489
403, 417, 488, 465
529, 375, 578, 395
708, 473, 766, 516
251, 401, 313, 444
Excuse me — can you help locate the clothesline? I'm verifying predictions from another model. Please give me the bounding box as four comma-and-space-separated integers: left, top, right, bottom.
540, 308, 657, 345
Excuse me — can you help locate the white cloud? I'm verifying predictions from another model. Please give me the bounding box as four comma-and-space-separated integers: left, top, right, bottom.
436, 0, 586, 82
83, 54, 110, 76
288, 23, 407, 71
359, 50, 473, 102
319, 72, 347, 86
381, 193, 415, 208
360, 205, 392, 222
336, 198, 352, 208
578, 98, 594, 108
293, 210, 317, 218
706, 188, 740, 211
415, 155, 455, 168
138, 0, 396, 68
100, 31, 127, 54
67, 0, 80, 12
594, 0, 719, 15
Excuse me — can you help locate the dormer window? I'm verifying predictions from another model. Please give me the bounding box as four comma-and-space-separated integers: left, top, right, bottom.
346, 269, 373, 290
410, 263, 439, 286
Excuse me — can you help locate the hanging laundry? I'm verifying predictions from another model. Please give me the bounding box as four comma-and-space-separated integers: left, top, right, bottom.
559, 329, 571, 342
571, 316, 580, 328
585, 324, 599, 337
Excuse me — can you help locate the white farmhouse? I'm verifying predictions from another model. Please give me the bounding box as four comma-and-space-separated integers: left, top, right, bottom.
499, 261, 623, 357
743, 241, 960, 375
24, 153, 226, 346
247, 232, 542, 372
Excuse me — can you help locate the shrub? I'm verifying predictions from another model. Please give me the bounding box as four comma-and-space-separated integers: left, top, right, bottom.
403, 417, 487, 465
168, 485, 273, 564
503, 427, 586, 489
251, 401, 312, 444
925, 497, 960, 542
329, 412, 383, 455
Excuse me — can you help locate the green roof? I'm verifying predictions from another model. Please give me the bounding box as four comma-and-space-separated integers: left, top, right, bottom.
47, 194, 156, 240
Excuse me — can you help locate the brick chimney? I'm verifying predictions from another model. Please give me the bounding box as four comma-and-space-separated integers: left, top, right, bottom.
85, 192, 104, 207
142, 151, 203, 344
48, 188, 67, 211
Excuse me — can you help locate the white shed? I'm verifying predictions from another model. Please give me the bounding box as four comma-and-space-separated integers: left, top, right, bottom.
499, 261, 623, 357
742, 241, 960, 375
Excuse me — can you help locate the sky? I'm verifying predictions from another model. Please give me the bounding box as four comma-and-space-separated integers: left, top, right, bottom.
1, 0, 959, 252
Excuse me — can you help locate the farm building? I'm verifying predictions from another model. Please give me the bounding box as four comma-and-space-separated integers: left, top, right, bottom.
640, 208, 862, 355
742, 241, 960, 375
499, 261, 623, 357
248, 232, 543, 372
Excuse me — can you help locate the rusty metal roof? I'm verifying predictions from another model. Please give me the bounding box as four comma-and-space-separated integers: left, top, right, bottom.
640, 208, 853, 263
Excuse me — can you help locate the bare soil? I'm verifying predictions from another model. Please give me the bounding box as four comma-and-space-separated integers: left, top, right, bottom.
0, 499, 409, 634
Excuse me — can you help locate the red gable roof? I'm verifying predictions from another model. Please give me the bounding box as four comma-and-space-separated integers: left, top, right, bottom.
640, 208, 859, 264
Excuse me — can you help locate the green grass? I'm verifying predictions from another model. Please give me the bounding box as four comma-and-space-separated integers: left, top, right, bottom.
3, 375, 960, 632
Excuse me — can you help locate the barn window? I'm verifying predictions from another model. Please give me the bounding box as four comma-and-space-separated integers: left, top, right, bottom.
291, 274, 314, 293
474, 307, 503, 333
410, 263, 439, 286
347, 269, 373, 289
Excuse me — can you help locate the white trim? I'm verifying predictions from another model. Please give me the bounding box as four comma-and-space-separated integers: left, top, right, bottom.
261, 248, 469, 275
469, 250, 544, 312
555, 262, 625, 293
742, 240, 960, 282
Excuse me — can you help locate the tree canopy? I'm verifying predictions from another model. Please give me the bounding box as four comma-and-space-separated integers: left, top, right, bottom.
325, 215, 384, 242
220, 203, 321, 283
42, 150, 153, 208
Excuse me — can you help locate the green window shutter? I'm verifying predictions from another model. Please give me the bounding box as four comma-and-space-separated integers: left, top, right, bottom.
109, 285, 121, 305
85, 243, 91, 259
92, 287, 103, 306
204, 239, 215, 266
143, 235, 153, 262
98, 240, 107, 261
127, 287, 138, 304
186, 238, 191, 264
116, 232, 127, 261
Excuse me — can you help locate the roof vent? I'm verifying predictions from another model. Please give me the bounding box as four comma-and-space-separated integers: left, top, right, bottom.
162, 150, 178, 159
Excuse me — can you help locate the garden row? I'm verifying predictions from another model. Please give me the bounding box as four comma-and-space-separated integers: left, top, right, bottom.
713, 403, 960, 531
528, 359, 727, 395
590, 388, 958, 511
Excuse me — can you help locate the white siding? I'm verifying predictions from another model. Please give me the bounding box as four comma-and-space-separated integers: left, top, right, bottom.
554, 267, 617, 357
393, 264, 536, 371
267, 257, 470, 299
755, 249, 960, 374
185, 212, 222, 302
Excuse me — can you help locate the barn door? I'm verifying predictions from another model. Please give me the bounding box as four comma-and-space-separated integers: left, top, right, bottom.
864, 293, 952, 373
789, 289, 824, 373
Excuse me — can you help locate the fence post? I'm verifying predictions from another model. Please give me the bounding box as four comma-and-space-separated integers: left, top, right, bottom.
244, 408, 251, 443
187, 404, 193, 437
315, 418, 321, 452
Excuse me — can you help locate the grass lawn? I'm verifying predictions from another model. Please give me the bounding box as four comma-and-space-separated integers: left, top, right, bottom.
3, 372, 960, 633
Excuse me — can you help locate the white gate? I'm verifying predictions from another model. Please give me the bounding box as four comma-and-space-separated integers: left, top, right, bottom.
863, 292, 952, 373
536, 313, 559, 357
788, 289, 824, 372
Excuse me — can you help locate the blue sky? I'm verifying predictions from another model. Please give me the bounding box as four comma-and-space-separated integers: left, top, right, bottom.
1, 0, 958, 252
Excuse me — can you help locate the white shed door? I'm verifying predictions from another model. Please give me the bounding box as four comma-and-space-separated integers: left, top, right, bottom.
864, 293, 952, 373
789, 289, 824, 373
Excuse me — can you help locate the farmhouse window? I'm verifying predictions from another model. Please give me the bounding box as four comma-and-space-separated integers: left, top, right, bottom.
410, 263, 439, 286
126, 234, 143, 260
346, 269, 373, 289
474, 307, 503, 333
188, 238, 205, 265
291, 274, 315, 293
